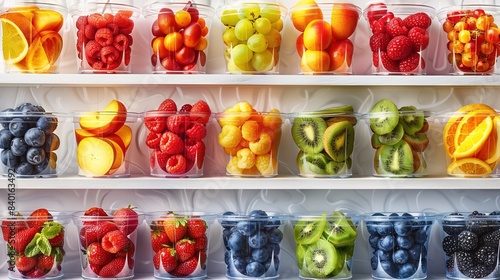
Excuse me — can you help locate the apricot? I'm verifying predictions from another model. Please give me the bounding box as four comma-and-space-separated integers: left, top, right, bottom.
330, 4, 359, 41
290, 0, 323, 32
77, 137, 116, 176
79, 100, 127, 136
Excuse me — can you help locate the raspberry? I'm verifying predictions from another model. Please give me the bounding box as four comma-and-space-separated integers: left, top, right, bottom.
458, 230, 479, 251
190, 100, 211, 124
185, 122, 207, 141
119, 20, 134, 35
85, 40, 102, 64
84, 24, 97, 40
100, 46, 120, 65
144, 116, 166, 133
180, 104, 192, 113
166, 154, 187, 174
366, 3, 388, 25
399, 52, 423, 73
117, 9, 134, 19
369, 33, 391, 52
103, 13, 114, 24
114, 12, 132, 27
88, 13, 108, 29
403, 12, 432, 29
218, 125, 242, 149
185, 139, 205, 169
167, 115, 188, 134
407, 27, 429, 51
241, 121, 260, 142
76, 15, 88, 30
160, 131, 184, 154
95, 28, 113, 47
146, 132, 162, 149
150, 150, 168, 171
379, 51, 399, 72
158, 99, 177, 112
386, 35, 413, 60
113, 34, 130, 51
386, 17, 408, 37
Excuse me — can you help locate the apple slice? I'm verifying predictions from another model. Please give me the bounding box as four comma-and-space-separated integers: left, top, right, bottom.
106, 139, 125, 175
105, 134, 127, 155
79, 100, 127, 136
77, 137, 115, 176
115, 124, 132, 151
75, 128, 95, 144
32, 9, 63, 33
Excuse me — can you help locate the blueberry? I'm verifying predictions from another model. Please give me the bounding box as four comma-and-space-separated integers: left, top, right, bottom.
10, 137, 28, 156
36, 116, 57, 133
224, 250, 230, 264
378, 235, 395, 252
413, 227, 428, 245
15, 161, 33, 175
251, 248, 269, 262
18, 103, 40, 121
228, 231, 245, 251
223, 228, 234, 248
398, 263, 416, 278
9, 118, 29, 137
24, 128, 45, 147
375, 249, 391, 262
397, 235, 414, 249
1, 149, 18, 167
221, 211, 237, 229
268, 243, 280, 257
408, 244, 425, 260
33, 159, 49, 174
369, 234, 380, 249
232, 256, 247, 274
267, 228, 283, 244
366, 222, 378, 235
0, 129, 14, 149
236, 221, 257, 236
26, 147, 46, 165
249, 210, 268, 226
394, 221, 413, 236
246, 261, 266, 277
248, 230, 268, 249
392, 249, 409, 264
380, 260, 396, 276
376, 222, 394, 236
0, 108, 14, 128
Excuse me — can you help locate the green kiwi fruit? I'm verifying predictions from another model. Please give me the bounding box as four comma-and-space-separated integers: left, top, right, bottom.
402, 132, 429, 153
369, 99, 399, 135
322, 121, 354, 162
377, 141, 414, 176
305, 238, 338, 278
378, 123, 404, 145
297, 152, 330, 175
371, 133, 383, 149
294, 213, 327, 244
328, 247, 347, 277
322, 211, 357, 247
316, 105, 354, 114
399, 106, 425, 135
325, 157, 352, 175
296, 244, 307, 269
292, 117, 327, 153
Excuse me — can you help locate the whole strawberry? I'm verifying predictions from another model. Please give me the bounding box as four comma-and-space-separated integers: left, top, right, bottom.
113, 206, 139, 236
175, 238, 195, 262
27, 208, 53, 228
87, 242, 114, 266
12, 227, 38, 253
99, 257, 126, 277
153, 247, 178, 272
173, 256, 198, 276
162, 214, 187, 242
151, 229, 170, 252
186, 218, 206, 239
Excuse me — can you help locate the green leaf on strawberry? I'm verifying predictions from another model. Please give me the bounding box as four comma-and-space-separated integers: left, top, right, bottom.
37, 235, 52, 256
41, 221, 63, 239
25, 233, 41, 257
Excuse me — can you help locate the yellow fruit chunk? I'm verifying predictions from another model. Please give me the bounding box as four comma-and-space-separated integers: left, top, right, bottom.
77, 137, 115, 176
454, 110, 495, 149
38, 30, 63, 66
0, 12, 38, 42
447, 157, 492, 176
1, 18, 29, 64
24, 37, 50, 72
453, 116, 493, 159
475, 116, 500, 165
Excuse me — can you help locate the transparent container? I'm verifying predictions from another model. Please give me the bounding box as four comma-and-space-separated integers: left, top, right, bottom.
143, 0, 215, 74
69, 1, 140, 73
290, 212, 359, 279
217, 210, 289, 280
363, 212, 436, 280
145, 211, 216, 279
1, 209, 71, 280
438, 211, 500, 279
363, 3, 436, 75
289, 2, 360, 75
0, 0, 67, 73
290, 110, 358, 177
216, 0, 288, 74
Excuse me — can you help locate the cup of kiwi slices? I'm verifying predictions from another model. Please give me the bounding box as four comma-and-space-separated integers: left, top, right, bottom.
291, 211, 359, 279
365, 99, 431, 177
290, 105, 358, 177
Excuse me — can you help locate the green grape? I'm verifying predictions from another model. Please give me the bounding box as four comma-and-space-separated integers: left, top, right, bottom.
227, 59, 255, 73
264, 28, 281, 48
231, 43, 253, 64
221, 9, 239, 27
247, 33, 268, 53
251, 49, 274, 72
224, 47, 231, 62
260, 5, 281, 23
254, 17, 272, 35
271, 18, 284, 32
223, 28, 239, 47
238, 3, 260, 20
234, 18, 254, 41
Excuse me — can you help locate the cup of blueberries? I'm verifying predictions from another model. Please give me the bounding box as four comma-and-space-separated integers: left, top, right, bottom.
363, 212, 436, 280
218, 210, 288, 280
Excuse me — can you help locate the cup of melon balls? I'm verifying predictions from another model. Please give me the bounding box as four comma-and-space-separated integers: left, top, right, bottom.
217, 1, 287, 74
1, 208, 71, 280
215, 101, 283, 177
143, 98, 211, 177
364, 212, 436, 280
218, 210, 288, 280
0, 1, 66, 73
69, 1, 140, 73
0, 103, 71, 178
73, 100, 139, 177
290, 106, 358, 177
363, 3, 436, 75
365, 99, 431, 177
441, 103, 500, 177
289, 1, 360, 74
146, 211, 216, 279
291, 211, 359, 279
143, 0, 215, 74
438, 5, 500, 75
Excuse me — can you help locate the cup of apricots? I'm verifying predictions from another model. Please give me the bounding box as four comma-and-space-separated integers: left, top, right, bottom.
1, 0, 67, 73
215, 102, 283, 177
69, 0, 140, 73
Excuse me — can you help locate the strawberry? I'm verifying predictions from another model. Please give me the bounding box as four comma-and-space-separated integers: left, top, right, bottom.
48, 231, 64, 247
185, 122, 207, 141
37, 254, 55, 272
173, 256, 198, 276
403, 12, 432, 29
162, 214, 187, 242
150, 150, 169, 171
15, 254, 37, 272
194, 235, 208, 251
13, 227, 38, 253
175, 238, 195, 262
199, 250, 207, 269
87, 242, 114, 266
158, 98, 177, 112
84, 207, 108, 218
101, 229, 129, 253
144, 116, 167, 133
179, 104, 192, 113
26, 268, 46, 278
2, 217, 27, 242
369, 33, 391, 52
379, 51, 399, 72
98, 257, 126, 277
386, 35, 413, 60
146, 132, 162, 149
186, 218, 206, 239
80, 221, 118, 247
399, 52, 424, 73
386, 17, 408, 37
27, 208, 53, 228
113, 206, 139, 236
190, 100, 211, 124
407, 27, 429, 51
151, 229, 170, 252
153, 247, 178, 272
185, 139, 205, 169
160, 132, 184, 155
166, 154, 187, 174
89, 263, 102, 275
116, 237, 135, 268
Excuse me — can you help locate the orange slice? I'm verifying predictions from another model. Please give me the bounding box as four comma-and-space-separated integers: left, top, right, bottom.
0, 12, 38, 42
38, 30, 63, 66
24, 36, 50, 72
0, 18, 29, 64
453, 116, 493, 159
476, 116, 500, 165
454, 110, 495, 149
7, 6, 39, 21
447, 157, 492, 176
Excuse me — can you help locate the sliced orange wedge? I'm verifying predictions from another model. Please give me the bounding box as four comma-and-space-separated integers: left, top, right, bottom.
1, 18, 29, 64
453, 116, 493, 159
24, 36, 51, 72
38, 30, 63, 66
447, 157, 492, 176
0, 12, 38, 43
476, 116, 500, 165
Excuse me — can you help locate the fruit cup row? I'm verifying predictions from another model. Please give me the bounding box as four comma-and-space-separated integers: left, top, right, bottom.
3, 208, 499, 280
4, 1, 500, 75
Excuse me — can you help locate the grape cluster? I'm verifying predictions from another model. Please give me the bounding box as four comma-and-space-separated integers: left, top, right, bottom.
220, 3, 283, 73
0, 103, 60, 176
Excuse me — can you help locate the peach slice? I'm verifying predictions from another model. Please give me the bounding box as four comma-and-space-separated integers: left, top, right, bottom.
32, 9, 63, 33
75, 128, 95, 144
0, 12, 38, 42
115, 124, 132, 151
106, 139, 125, 175
105, 134, 127, 155
79, 100, 127, 136
77, 137, 115, 176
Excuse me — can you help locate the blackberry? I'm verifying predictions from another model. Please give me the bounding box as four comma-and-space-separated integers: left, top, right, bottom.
464, 264, 492, 278
442, 235, 460, 256
455, 251, 474, 273
466, 211, 488, 235
446, 258, 454, 271
442, 212, 466, 236
458, 230, 479, 251
481, 229, 500, 247
475, 245, 498, 267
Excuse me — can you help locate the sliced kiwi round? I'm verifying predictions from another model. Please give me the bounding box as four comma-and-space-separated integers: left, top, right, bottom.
369, 99, 399, 135
322, 211, 357, 247
378, 123, 404, 145
305, 238, 338, 278
399, 106, 425, 135
292, 117, 327, 153
294, 213, 327, 245
296, 244, 307, 269
377, 141, 414, 176
325, 158, 352, 175
322, 121, 354, 162
298, 152, 330, 175
402, 132, 429, 153
371, 133, 383, 149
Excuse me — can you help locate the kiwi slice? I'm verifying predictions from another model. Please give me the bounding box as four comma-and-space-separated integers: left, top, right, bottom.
294, 213, 327, 245
378, 123, 404, 145
298, 152, 330, 175
305, 238, 338, 278
323, 121, 354, 162
316, 105, 354, 114
369, 99, 399, 135
325, 158, 352, 175
318, 105, 357, 126
399, 106, 425, 135
371, 133, 383, 149
292, 117, 327, 153
402, 132, 429, 153
296, 244, 306, 269
377, 141, 414, 176
323, 211, 357, 247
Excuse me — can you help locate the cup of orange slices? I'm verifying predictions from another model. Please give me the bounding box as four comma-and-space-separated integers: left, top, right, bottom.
0, 0, 67, 73
442, 103, 500, 177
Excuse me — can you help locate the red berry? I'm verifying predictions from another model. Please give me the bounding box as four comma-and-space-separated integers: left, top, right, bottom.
193, 235, 208, 251
13, 227, 38, 253
88, 13, 108, 29
162, 214, 187, 243
153, 247, 178, 272
366, 2, 388, 24
403, 12, 432, 29
190, 100, 211, 124
369, 33, 391, 52
146, 132, 162, 149
80, 221, 118, 248
379, 51, 399, 72
27, 208, 53, 228
175, 238, 195, 262
15, 254, 37, 272
151, 229, 170, 252
186, 218, 206, 239
166, 154, 187, 174
36, 254, 55, 272
407, 27, 429, 51
113, 206, 139, 236
2, 218, 27, 242
160, 132, 184, 155
399, 52, 424, 73
185, 122, 207, 141
150, 150, 169, 171
144, 115, 167, 133
167, 115, 188, 134
180, 104, 192, 113
173, 256, 198, 276
158, 99, 177, 112
87, 242, 114, 266
185, 139, 205, 169
386, 35, 413, 60
386, 17, 408, 37
99, 257, 126, 277
101, 229, 130, 253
